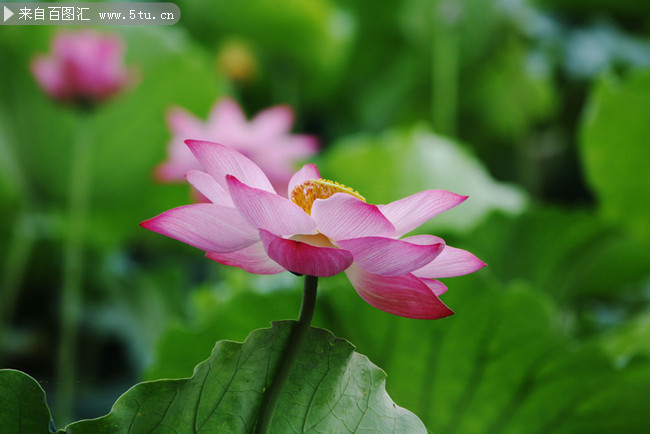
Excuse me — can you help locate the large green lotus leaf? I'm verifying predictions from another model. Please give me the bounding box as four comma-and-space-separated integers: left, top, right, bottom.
61, 321, 425, 433
580, 70, 650, 243
317, 125, 527, 232
332, 281, 647, 433
0, 369, 52, 432
0, 26, 225, 248
144, 275, 650, 433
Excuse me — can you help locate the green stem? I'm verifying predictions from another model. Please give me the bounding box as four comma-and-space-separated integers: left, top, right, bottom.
0, 214, 35, 333
255, 275, 318, 433
0, 104, 30, 200
0, 105, 36, 357
431, 0, 460, 137
55, 113, 93, 425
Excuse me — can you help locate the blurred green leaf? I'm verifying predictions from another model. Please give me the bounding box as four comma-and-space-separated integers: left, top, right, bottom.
354, 53, 427, 131
599, 311, 650, 365
580, 70, 650, 242
465, 207, 650, 303
66, 322, 424, 433
318, 125, 527, 232
145, 275, 650, 432
85, 259, 189, 372
145, 280, 301, 380
0, 369, 52, 433
340, 0, 509, 134
329, 0, 429, 132
464, 37, 557, 141
326, 280, 649, 433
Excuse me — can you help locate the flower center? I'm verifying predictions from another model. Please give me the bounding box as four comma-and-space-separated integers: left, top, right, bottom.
290, 178, 365, 215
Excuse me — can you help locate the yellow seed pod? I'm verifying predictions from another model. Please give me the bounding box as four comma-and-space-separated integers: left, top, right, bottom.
290, 179, 365, 215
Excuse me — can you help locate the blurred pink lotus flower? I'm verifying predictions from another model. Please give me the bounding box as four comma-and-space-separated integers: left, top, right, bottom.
31, 30, 132, 106
155, 98, 318, 194
142, 140, 485, 319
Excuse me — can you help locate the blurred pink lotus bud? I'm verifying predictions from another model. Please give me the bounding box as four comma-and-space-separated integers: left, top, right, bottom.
156, 98, 318, 195
31, 30, 132, 107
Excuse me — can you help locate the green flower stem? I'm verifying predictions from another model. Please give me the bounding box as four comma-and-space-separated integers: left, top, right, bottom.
0, 214, 36, 365
55, 113, 93, 425
431, 0, 460, 137
0, 106, 35, 358
0, 215, 35, 330
0, 105, 30, 199
255, 274, 318, 433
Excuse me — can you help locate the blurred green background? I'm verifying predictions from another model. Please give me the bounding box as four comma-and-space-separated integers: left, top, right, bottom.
1, 0, 649, 431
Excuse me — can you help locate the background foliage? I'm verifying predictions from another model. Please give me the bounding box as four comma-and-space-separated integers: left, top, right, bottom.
1, 0, 649, 431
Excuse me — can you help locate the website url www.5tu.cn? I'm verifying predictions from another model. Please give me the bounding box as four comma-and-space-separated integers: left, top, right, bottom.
2, 2, 180, 26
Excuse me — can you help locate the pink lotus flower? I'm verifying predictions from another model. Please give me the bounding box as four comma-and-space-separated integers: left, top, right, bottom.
142, 141, 486, 319
155, 98, 318, 194
31, 30, 132, 105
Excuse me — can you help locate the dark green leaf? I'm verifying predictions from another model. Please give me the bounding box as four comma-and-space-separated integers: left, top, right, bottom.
0, 369, 52, 433
67, 322, 425, 433
580, 70, 650, 242
146, 277, 650, 433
